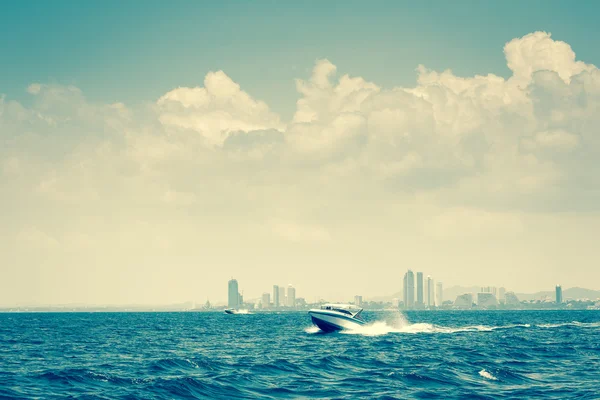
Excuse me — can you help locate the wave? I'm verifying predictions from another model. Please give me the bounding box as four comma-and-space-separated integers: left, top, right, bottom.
479, 369, 498, 381
537, 321, 600, 329
338, 321, 531, 336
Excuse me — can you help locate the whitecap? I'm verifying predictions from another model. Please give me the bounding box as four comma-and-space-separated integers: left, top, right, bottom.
479, 369, 498, 381
304, 326, 321, 334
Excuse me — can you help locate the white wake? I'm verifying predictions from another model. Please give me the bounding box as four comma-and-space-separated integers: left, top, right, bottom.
305, 310, 598, 336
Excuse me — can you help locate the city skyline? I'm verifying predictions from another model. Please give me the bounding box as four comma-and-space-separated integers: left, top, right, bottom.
2, 2, 600, 306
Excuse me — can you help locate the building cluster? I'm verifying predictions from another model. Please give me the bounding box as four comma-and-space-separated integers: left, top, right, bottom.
227, 278, 302, 309
266, 284, 298, 309
402, 270, 567, 310
228, 275, 570, 312
452, 285, 563, 309
453, 286, 516, 309
402, 270, 443, 310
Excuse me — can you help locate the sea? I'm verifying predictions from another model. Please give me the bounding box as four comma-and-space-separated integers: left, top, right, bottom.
1, 310, 599, 399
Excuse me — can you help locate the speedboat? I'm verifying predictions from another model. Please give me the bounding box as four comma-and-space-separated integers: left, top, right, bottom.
308, 304, 366, 332
224, 308, 250, 314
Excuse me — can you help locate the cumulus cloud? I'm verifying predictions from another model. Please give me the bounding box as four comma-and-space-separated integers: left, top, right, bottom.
1, 31, 600, 304
2, 31, 598, 212
504, 31, 595, 84
157, 70, 283, 146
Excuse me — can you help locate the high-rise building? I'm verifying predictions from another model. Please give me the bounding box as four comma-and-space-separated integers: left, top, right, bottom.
403, 270, 415, 309
273, 285, 280, 308
278, 286, 286, 308
505, 292, 520, 306
228, 278, 239, 309
477, 292, 498, 308
262, 293, 271, 309
427, 276, 434, 308
354, 295, 363, 307
416, 272, 424, 308
454, 293, 473, 309
498, 287, 506, 303
436, 281, 443, 307
556, 285, 563, 304
287, 285, 296, 307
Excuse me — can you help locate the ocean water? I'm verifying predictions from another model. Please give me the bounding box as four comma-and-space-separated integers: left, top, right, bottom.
1, 310, 599, 399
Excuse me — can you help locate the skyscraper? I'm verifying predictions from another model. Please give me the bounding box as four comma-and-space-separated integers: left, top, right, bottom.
416, 272, 424, 308
498, 287, 506, 303
427, 276, 434, 308
477, 292, 499, 308
262, 293, 271, 309
354, 295, 363, 306
287, 284, 296, 307
556, 285, 563, 304
273, 285, 280, 308
228, 278, 239, 309
436, 281, 443, 307
278, 286, 286, 308
403, 270, 415, 309
454, 293, 473, 309
505, 292, 520, 306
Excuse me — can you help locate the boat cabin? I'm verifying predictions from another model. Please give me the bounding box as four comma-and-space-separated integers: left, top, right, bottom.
320, 303, 364, 319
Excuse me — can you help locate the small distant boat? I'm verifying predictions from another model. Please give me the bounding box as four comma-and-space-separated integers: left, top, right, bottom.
308, 304, 366, 332
224, 308, 250, 315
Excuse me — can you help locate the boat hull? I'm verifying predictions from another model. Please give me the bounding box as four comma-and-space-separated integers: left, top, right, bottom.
308, 310, 365, 332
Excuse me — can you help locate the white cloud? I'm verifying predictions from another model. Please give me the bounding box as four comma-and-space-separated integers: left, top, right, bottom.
522, 130, 579, 151
157, 70, 283, 146
269, 220, 331, 243
422, 208, 524, 238
16, 227, 60, 250
504, 31, 595, 84
27, 83, 42, 95
2, 31, 600, 304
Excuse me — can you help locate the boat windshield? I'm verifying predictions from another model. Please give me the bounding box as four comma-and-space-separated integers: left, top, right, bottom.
320, 304, 363, 318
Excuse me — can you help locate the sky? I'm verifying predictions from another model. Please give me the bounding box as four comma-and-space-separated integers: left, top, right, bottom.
1, 1, 599, 306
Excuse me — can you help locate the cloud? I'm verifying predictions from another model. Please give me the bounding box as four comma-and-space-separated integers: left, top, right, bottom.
504, 31, 595, 84
522, 129, 580, 151
269, 219, 331, 243
157, 70, 284, 146
2, 31, 598, 219
2, 31, 600, 304
16, 227, 60, 250
422, 207, 524, 238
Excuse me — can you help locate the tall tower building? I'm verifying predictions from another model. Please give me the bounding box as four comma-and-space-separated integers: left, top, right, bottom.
498, 287, 506, 303
556, 285, 563, 304
403, 270, 415, 309
436, 281, 443, 307
287, 284, 296, 307
273, 285, 280, 308
278, 286, 286, 308
262, 293, 271, 309
228, 279, 239, 309
354, 295, 363, 307
416, 272, 424, 308
427, 276, 434, 308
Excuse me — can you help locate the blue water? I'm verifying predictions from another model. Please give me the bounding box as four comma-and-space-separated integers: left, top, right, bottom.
1, 311, 599, 399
